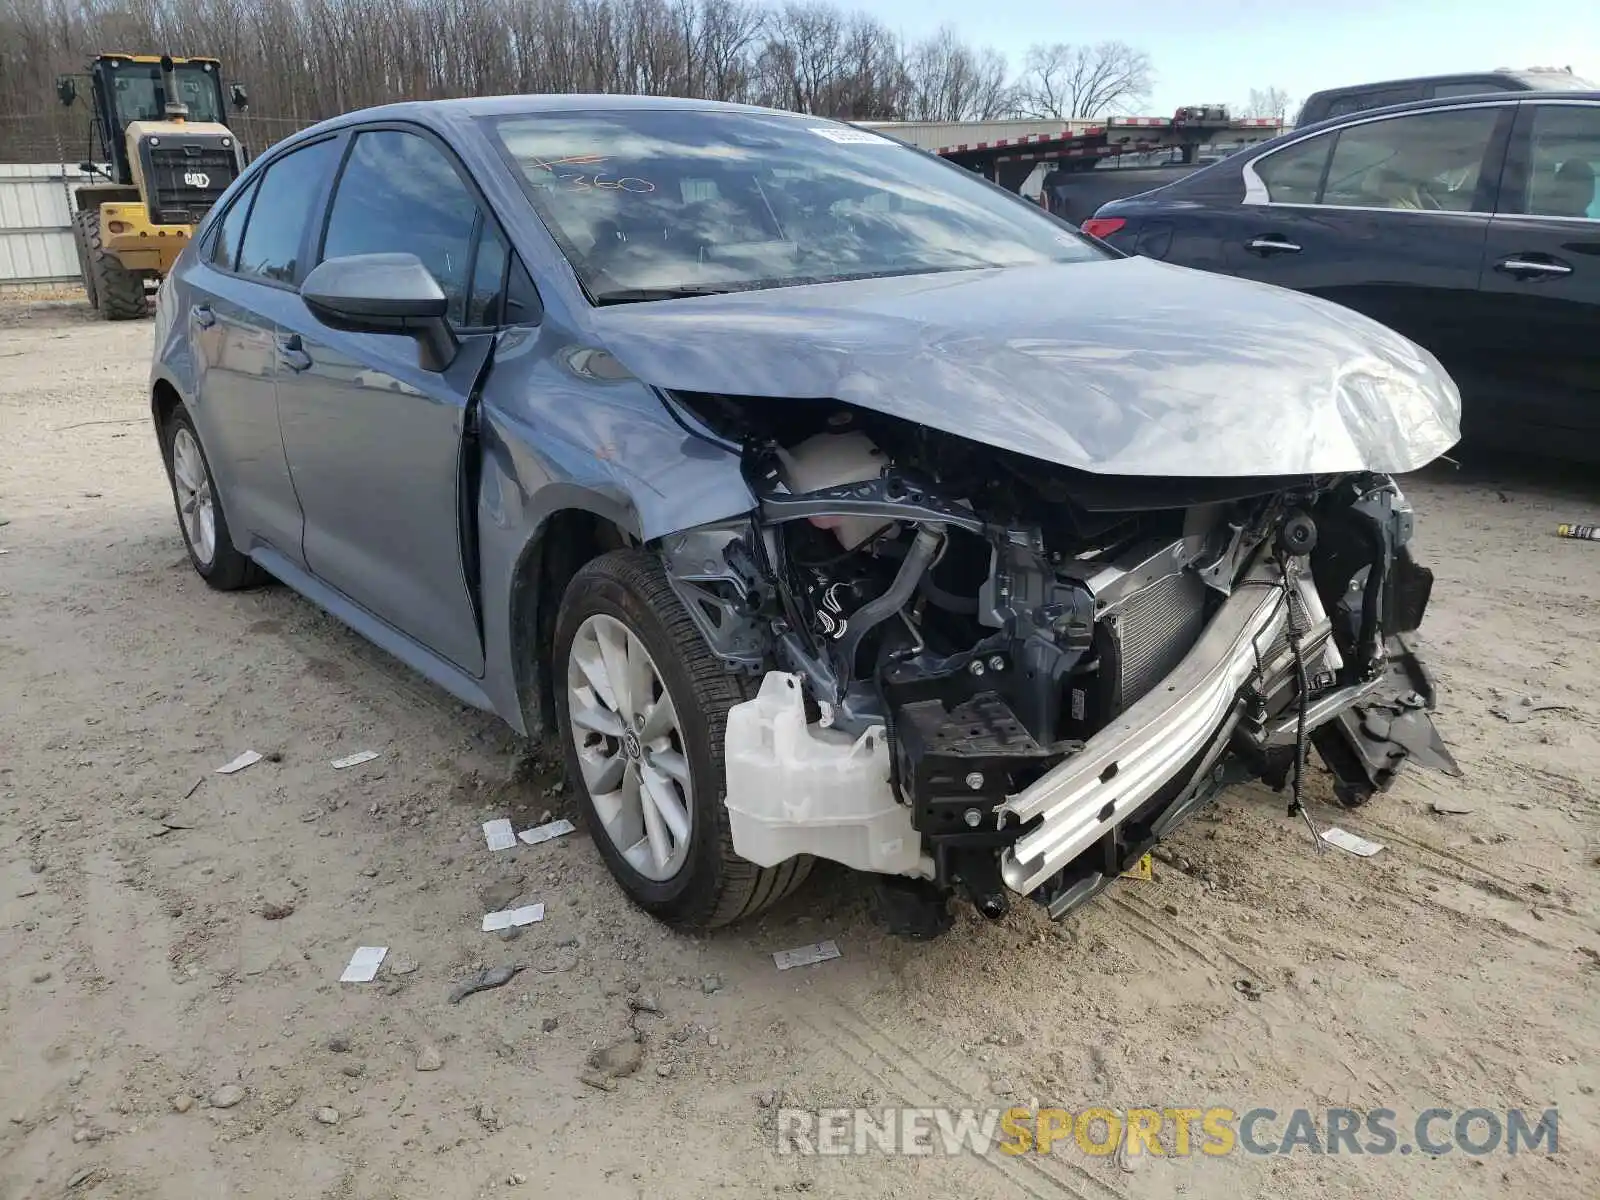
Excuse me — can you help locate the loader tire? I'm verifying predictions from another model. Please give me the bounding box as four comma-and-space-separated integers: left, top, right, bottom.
72, 209, 100, 310
83, 215, 148, 320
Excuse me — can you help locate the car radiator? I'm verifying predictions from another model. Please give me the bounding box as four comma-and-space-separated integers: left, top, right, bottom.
1110, 570, 1211, 709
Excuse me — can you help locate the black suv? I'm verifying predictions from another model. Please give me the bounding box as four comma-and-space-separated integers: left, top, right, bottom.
1297, 69, 1594, 126
1085, 92, 1600, 458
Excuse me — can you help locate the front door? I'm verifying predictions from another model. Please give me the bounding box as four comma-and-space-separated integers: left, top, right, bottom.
1473, 100, 1600, 451
274, 322, 491, 676
274, 126, 513, 677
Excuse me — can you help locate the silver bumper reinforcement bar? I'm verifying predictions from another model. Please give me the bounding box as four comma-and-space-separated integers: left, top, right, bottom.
998, 564, 1294, 896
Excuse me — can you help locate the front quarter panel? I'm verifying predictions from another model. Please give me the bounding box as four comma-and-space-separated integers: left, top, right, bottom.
475, 316, 756, 732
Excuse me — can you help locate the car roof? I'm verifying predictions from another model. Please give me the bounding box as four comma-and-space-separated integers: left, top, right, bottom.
1302, 69, 1591, 100
289, 93, 797, 135
250, 93, 833, 163
1290, 88, 1600, 138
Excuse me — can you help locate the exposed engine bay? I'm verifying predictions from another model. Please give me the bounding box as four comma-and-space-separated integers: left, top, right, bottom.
659, 392, 1458, 932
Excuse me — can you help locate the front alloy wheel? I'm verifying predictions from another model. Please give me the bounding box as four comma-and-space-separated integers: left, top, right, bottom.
567, 612, 695, 881
552, 550, 813, 928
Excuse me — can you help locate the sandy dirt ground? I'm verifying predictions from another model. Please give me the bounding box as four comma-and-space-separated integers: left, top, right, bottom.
1, 294, 1597, 1200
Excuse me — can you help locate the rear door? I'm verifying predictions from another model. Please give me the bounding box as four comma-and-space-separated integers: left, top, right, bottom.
185, 136, 344, 563
273, 125, 512, 677
1219, 104, 1511, 383
1474, 100, 1600, 450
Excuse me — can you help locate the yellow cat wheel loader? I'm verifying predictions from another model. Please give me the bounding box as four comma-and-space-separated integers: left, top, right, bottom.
56, 54, 248, 320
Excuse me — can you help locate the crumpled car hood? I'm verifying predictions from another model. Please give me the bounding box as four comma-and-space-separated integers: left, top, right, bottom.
588, 256, 1461, 477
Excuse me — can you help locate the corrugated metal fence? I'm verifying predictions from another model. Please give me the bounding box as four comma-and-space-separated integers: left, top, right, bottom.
0, 163, 104, 287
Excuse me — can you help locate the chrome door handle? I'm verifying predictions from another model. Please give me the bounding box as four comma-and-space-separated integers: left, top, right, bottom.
1495, 256, 1572, 279
1246, 235, 1301, 255
276, 333, 313, 372
191, 304, 215, 329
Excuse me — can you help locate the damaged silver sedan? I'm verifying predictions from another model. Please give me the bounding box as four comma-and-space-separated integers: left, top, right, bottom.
150, 95, 1460, 935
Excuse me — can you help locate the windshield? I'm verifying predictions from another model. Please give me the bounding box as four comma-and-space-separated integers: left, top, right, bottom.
108, 63, 224, 126
487, 108, 1102, 303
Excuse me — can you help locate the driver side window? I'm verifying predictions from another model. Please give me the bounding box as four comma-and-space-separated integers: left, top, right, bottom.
321, 129, 503, 327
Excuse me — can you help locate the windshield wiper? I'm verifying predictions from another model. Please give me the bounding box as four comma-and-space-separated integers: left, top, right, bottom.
592, 266, 994, 305
593, 284, 740, 305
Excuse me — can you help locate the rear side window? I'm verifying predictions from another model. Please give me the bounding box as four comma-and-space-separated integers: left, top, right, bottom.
321, 130, 481, 326
1321, 108, 1499, 211
1431, 81, 1516, 99
1255, 135, 1332, 203
208, 177, 258, 271
1365, 87, 1426, 108
235, 138, 340, 283
1522, 105, 1600, 219
1323, 87, 1425, 120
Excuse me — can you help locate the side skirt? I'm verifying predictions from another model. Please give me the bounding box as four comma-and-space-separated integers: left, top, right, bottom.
250, 546, 500, 719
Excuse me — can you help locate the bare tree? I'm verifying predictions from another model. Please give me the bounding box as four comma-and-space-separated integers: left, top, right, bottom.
1012, 41, 1153, 120
0, 0, 1156, 162
1242, 86, 1293, 123
903, 27, 1012, 121
698, 0, 766, 102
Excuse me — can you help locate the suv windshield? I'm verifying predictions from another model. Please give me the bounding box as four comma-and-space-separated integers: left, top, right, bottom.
108, 63, 224, 125
487, 108, 1101, 303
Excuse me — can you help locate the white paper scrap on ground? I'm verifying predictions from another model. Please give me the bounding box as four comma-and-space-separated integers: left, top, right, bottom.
482, 904, 545, 932
216, 750, 262, 775
773, 940, 842, 970
518, 818, 576, 845
330, 750, 379, 769
1321, 827, 1385, 857
340, 946, 388, 983
483, 818, 516, 852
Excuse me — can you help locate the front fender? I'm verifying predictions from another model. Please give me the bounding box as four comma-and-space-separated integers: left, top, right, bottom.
473, 326, 756, 734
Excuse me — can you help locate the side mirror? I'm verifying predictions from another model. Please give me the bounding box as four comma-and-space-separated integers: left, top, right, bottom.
229, 83, 249, 111
56, 76, 77, 107
301, 253, 458, 372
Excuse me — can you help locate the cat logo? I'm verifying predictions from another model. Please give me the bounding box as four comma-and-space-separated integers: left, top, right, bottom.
182, 171, 211, 188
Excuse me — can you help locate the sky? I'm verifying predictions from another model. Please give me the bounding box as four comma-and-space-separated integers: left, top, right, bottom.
861, 0, 1599, 116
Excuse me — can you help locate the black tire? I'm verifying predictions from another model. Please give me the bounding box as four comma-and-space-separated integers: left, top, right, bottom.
161, 404, 263, 591
72, 209, 100, 310
82, 214, 148, 321
554, 549, 813, 928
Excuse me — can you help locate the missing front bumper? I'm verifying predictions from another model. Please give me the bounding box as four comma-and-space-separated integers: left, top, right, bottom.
995, 555, 1451, 901
997, 565, 1293, 896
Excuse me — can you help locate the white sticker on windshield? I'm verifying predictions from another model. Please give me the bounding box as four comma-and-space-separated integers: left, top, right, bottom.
809, 127, 891, 145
